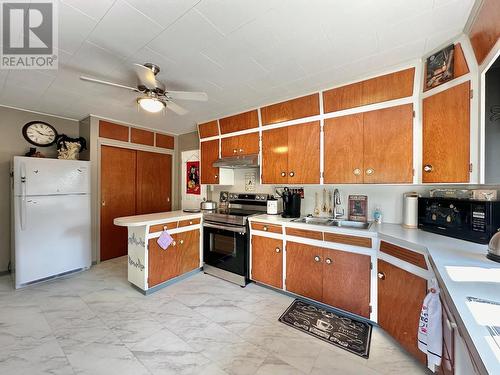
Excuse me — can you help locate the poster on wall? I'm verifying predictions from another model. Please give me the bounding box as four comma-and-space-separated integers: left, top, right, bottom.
425, 44, 455, 90
186, 161, 200, 195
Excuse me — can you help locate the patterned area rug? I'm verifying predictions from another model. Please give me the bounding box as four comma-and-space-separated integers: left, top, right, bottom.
279, 299, 373, 358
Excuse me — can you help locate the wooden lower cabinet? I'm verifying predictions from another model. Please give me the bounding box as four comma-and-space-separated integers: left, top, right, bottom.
179, 230, 200, 274
322, 248, 371, 318
286, 242, 371, 317
286, 242, 323, 301
377, 259, 427, 364
148, 229, 200, 288
251, 236, 283, 288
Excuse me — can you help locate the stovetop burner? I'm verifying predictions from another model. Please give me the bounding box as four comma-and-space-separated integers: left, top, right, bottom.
203, 192, 270, 226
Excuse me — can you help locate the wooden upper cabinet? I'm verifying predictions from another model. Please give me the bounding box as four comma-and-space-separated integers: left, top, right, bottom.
361, 68, 414, 105
323, 68, 414, 113
378, 259, 427, 364
219, 110, 259, 134
251, 235, 283, 289
322, 248, 371, 318
363, 104, 413, 183
323, 82, 363, 113
324, 113, 364, 183
221, 132, 259, 157
469, 0, 500, 64
198, 120, 219, 139
262, 122, 320, 184
423, 81, 470, 183
261, 93, 320, 125
130, 128, 154, 146
453, 43, 469, 79
286, 242, 323, 301
99, 120, 129, 141
156, 133, 175, 149
200, 139, 220, 184
262, 126, 288, 184
287, 121, 320, 184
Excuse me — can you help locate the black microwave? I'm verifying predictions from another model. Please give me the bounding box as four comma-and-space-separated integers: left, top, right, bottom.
418, 197, 500, 244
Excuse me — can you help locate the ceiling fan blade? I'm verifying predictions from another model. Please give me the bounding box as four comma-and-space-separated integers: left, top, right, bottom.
133, 63, 164, 91
165, 90, 208, 101
80, 76, 139, 92
166, 101, 188, 115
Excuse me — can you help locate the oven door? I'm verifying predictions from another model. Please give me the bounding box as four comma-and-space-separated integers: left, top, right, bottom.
203, 222, 248, 277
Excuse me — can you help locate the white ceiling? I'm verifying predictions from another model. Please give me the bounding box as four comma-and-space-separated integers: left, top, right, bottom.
0, 0, 475, 135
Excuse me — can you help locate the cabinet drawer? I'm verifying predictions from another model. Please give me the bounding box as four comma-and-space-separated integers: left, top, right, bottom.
178, 218, 201, 228
324, 232, 372, 248
149, 221, 178, 233
251, 222, 283, 234
285, 227, 323, 240
379, 241, 427, 269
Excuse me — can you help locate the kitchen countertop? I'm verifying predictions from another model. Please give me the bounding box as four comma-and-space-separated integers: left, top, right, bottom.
114, 210, 202, 227
250, 214, 500, 374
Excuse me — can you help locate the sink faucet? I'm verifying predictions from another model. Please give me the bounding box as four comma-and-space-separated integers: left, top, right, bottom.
333, 188, 344, 219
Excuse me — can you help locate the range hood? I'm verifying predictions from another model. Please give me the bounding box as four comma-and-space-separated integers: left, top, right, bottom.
212, 154, 259, 169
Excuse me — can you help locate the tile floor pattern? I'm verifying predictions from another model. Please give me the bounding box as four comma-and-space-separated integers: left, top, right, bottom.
0, 257, 430, 375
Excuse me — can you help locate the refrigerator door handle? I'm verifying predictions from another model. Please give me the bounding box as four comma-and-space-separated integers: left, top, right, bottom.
20, 162, 26, 230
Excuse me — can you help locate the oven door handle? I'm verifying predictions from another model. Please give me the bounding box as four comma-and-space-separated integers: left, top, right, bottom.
203, 222, 247, 233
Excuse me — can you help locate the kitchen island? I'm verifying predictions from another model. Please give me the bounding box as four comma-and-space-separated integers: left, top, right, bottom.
114, 210, 202, 294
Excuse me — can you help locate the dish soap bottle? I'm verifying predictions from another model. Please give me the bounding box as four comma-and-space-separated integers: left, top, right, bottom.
373, 207, 382, 224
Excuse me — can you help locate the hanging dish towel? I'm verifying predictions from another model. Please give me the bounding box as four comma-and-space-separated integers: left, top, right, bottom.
157, 229, 174, 250
418, 282, 442, 372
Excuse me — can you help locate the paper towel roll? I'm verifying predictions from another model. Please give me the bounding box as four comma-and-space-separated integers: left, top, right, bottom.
403, 192, 418, 228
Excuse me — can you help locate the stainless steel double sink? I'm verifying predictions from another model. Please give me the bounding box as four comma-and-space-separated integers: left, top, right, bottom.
291, 216, 372, 230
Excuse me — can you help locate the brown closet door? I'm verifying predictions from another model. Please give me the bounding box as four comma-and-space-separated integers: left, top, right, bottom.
100, 146, 136, 261
136, 151, 172, 215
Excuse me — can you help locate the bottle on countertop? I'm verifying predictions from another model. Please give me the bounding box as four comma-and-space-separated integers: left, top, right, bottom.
373, 207, 383, 224
267, 196, 279, 215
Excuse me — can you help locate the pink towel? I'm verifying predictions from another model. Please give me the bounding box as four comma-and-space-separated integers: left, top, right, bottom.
157, 230, 173, 250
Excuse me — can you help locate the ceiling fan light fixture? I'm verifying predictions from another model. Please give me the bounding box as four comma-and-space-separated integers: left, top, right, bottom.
137, 96, 165, 113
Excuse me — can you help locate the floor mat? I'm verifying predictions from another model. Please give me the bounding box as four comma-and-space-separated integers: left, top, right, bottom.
279, 299, 373, 358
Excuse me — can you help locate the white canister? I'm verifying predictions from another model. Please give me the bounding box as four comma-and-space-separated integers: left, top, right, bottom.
403, 192, 419, 228
267, 198, 278, 215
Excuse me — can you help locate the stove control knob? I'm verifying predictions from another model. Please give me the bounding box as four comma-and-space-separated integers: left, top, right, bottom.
256, 196, 260, 200
260, 195, 266, 201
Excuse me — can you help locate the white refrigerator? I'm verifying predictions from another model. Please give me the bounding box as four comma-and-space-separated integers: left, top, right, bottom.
11, 156, 91, 288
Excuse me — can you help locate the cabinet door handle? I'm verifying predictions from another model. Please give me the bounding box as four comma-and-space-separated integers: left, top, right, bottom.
189, 221, 193, 225
171, 241, 177, 247
214, 174, 218, 179
263, 226, 268, 231
179, 239, 184, 245
314, 255, 321, 262
366, 168, 374, 176
233, 149, 237, 153
275, 247, 281, 253
289, 171, 295, 177
325, 258, 332, 265
353, 168, 361, 176
423, 164, 433, 173
239, 148, 243, 153
377, 272, 385, 280
281, 172, 286, 177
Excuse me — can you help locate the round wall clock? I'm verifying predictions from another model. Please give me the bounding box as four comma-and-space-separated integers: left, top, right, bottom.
22, 121, 58, 147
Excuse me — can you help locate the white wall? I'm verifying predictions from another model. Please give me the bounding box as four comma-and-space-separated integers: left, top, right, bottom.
211, 168, 500, 224
0, 106, 80, 272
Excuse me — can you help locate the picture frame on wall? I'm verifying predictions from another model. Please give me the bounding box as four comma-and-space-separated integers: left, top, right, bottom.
348, 195, 368, 222
186, 161, 200, 195
425, 44, 455, 90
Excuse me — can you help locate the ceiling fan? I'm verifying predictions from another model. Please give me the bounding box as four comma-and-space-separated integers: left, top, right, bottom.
80, 63, 208, 115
